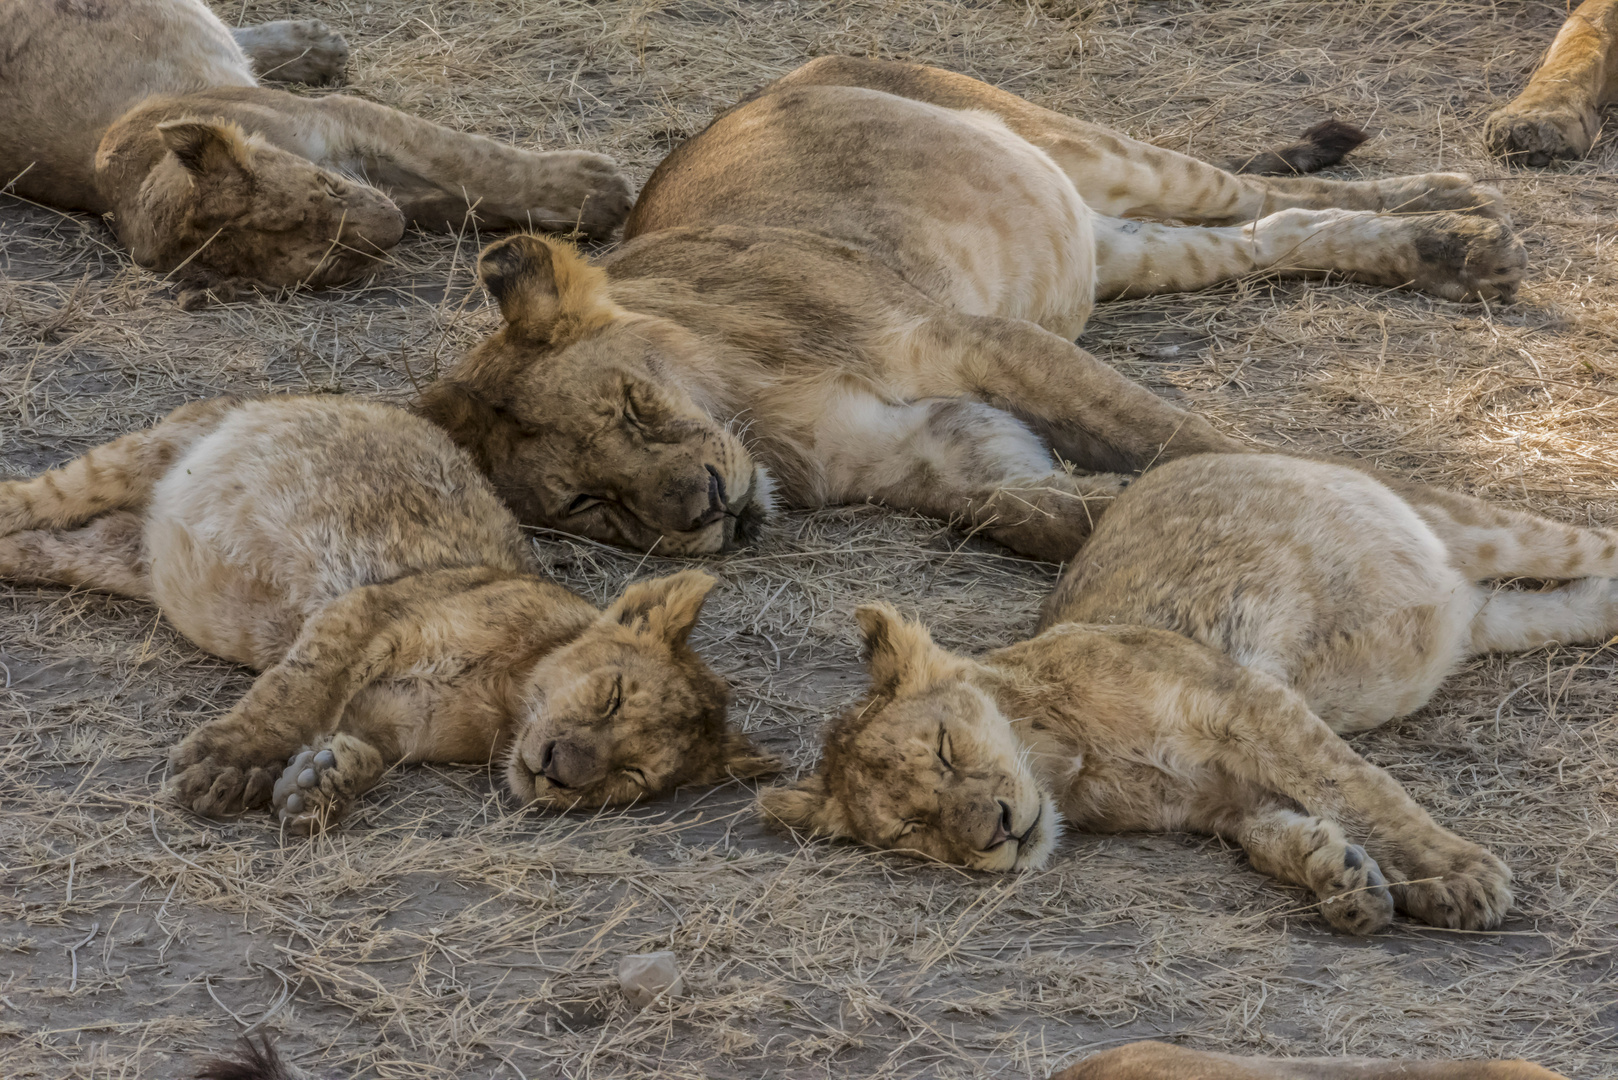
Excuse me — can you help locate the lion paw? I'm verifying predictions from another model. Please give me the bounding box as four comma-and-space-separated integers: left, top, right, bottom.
536, 152, 635, 240
271, 736, 381, 835
1404, 212, 1527, 303
236, 20, 350, 85
1484, 100, 1599, 167
1314, 843, 1395, 935
1394, 844, 1514, 930
167, 757, 278, 818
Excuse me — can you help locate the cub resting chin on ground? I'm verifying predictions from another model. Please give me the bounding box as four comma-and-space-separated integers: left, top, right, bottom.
0, 0, 631, 305
762, 454, 1618, 933
420, 56, 1526, 561
0, 397, 777, 832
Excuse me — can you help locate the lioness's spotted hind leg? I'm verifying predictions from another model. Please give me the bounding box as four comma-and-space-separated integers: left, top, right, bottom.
272, 734, 387, 835
0, 397, 235, 537
0, 513, 149, 597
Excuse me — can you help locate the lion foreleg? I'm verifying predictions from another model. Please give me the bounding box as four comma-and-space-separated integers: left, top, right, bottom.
1484, 0, 1618, 164
1216, 799, 1394, 934
305, 96, 632, 240
1181, 671, 1513, 930
230, 20, 349, 85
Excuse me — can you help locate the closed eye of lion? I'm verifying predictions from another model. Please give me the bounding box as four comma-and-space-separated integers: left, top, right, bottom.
0, 397, 778, 834
0, 0, 631, 305
422, 56, 1526, 563
764, 455, 1618, 934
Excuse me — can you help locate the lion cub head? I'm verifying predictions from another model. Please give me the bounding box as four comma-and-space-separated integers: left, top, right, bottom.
507, 571, 780, 808
115, 120, 405, 291
760, 604, 1060, 871
416, 235, 772, 556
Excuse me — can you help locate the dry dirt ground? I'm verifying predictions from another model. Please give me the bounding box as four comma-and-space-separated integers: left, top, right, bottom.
2, 2, 1617, 1078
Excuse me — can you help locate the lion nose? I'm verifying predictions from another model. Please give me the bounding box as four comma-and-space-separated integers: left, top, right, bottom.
986, 799, 1015, 850
539, 740, 599, 789
690, 465, 728, 530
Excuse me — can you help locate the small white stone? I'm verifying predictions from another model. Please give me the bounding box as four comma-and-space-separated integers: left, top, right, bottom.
617, 951, 683, 1009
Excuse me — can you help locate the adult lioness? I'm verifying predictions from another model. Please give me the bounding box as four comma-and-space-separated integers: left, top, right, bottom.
420, 57, 1525, 561
1485, 0, 1618, 165
0, 397, 776, 832
0, 0, 631, 303
761, 455, 1618, 932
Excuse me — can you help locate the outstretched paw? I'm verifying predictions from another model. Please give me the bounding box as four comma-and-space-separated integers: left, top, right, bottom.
1484, 99, 1599, 167
1394, 844, 1514, 930
271, 735, 382, 835
234, 19, 350, 85
1313, 843, 1395, 935
167, 758, 278, 818
531, 152, 635, 240
1405, 213, 1527, 302
1388, 173, 1511, 221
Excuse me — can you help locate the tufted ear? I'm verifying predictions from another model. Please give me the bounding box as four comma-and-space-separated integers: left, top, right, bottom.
855, 603, 948, 697
413, 379, 521, 473
476, 234, 619, 345
158, 120, 253, 224
605, 570, 717, 648
758, 774, 849, 837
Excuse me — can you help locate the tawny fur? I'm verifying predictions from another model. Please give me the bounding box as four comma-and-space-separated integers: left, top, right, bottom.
763, 455, 1618, 933
1485, 0, 1618, 165
421, 58, 1526, 562
1052, 1044, 1570, 1080
0, 0, 631, 301
0, 396, 776, 832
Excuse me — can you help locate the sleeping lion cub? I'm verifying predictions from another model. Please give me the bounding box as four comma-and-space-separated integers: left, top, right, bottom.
0, 397, 776, 832
0, 0, 630, 303
763, 454, 1618, 932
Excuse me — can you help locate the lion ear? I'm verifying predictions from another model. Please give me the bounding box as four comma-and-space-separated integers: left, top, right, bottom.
157, 120, 252, 224
414, 379, 519, 473
476, 234, 618, 345
854, 603, 943, 696
758, 774, 848, 837
605, 570, 718, 648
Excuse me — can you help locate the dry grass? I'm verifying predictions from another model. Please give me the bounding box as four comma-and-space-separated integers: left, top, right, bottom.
3, 1, 1617, 1078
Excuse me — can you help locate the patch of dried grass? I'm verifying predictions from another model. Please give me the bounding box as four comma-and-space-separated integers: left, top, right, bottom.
2, 2, 1616, 1078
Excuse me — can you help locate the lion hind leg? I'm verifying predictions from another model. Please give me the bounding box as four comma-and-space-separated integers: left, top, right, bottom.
1484, 0, 1618, 165
1470, 578, 1618, 654
230, 20, 349, 85
1391, 482, 1618, 581
1223, 801, 1394, 934
0, 513, 150, 598
0, 397, 236, 537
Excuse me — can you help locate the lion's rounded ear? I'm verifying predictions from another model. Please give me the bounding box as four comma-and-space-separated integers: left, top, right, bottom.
854, 603, 941, 696
605, 570, 718, 648
158, 120, 250, 178
758, 774, 847, 837
477, 234, 617, 345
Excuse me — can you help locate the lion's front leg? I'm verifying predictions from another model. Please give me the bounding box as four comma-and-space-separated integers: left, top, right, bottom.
1183, 668, 1513, 931
231, 20, 349, 85
1220, 800, 1394, 934
308, 96, 633, 240
1484, 0, 1618, 165
166, 587, 402, 818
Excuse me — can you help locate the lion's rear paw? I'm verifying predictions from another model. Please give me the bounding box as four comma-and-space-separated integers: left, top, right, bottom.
535, 153, 634, 240
1484, 101, 1598, 167
1406, 213, 1527, 303
236, 20, 349, 85
1394, 845, 1514, 930
1316, 843, 1395, 935
1396, 174, 1511, 221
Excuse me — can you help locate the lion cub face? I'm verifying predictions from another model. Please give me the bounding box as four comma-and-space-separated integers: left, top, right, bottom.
761, 605, 1060, 871
506, 571, 780, 808
128, 121, 405, 289
416, 236, 772, 556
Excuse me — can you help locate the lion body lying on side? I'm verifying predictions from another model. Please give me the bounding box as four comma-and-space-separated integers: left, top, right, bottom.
763, 454, 1618, 933
0, 0, 631, 300
422, 56, 1526, 561
0, 396, 775, 832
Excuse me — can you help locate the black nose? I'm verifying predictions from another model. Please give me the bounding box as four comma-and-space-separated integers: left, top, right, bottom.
539, 741, 567, 787
987, 799, 1015, 849
705, 465, 728, 512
